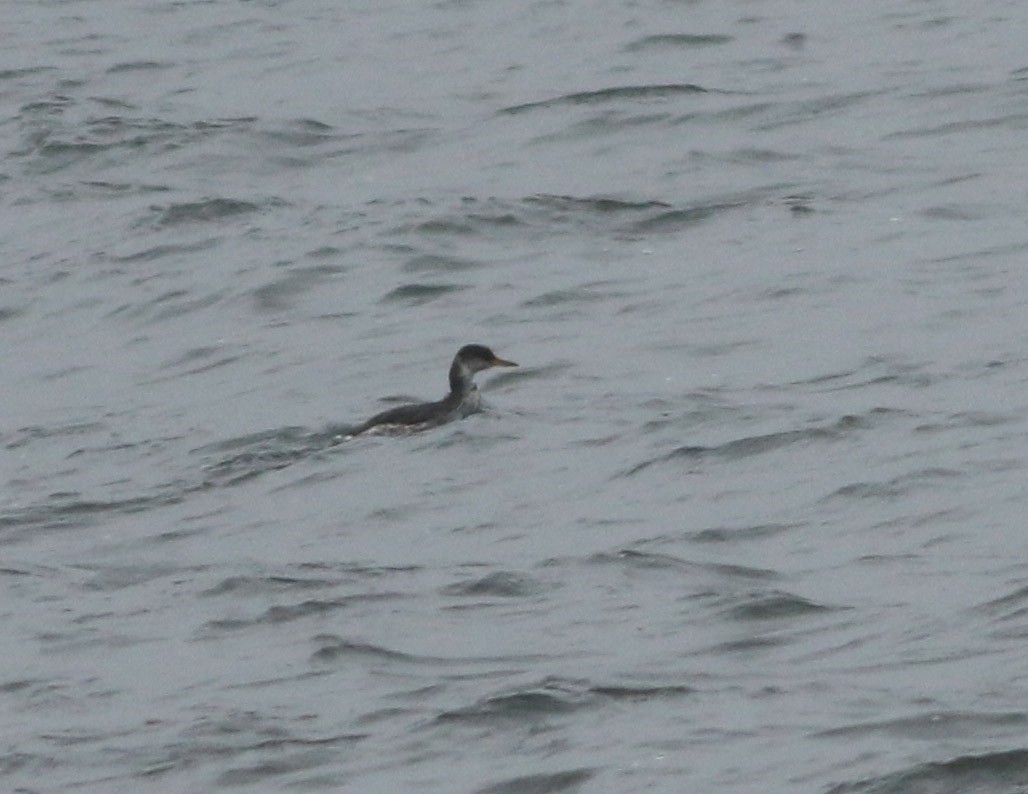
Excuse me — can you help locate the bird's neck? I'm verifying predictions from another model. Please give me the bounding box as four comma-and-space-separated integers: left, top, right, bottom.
448, 359, 476, 396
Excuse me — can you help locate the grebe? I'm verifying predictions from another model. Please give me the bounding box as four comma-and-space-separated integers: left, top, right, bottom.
352, 344, 517, 435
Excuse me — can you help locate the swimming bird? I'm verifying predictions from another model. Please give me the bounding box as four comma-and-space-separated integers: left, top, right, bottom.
352, 344, 517, 436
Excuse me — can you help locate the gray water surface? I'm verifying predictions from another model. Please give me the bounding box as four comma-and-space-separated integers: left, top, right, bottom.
4, 1, 1028, 792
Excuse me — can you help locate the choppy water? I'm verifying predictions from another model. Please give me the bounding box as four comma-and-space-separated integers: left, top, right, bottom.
4, 1, 1028, 792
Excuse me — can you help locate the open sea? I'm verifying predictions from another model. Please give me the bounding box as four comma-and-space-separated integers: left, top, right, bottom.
4, 1, 1028, 792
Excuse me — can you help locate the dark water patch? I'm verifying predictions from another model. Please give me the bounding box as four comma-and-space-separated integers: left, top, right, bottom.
202, 575, 343, 597
825, 467, 963, 502
520, 287, 615, 308
884, 112, 1028, 140
786, 196, 816, 214
0, 306, 23, 322
438, 677, 693, 731
257, 598, 364, 625
552, 111, 676, 137
4, 421, 108, 449
715, 147, 803, 165
919, 203, 990, 221
913, 411, 1018, 434
92, 97, 137, 111
311, 636, 429, 665
0, 491, 187, 541
20, 95, 74, 115
251, 264, 343, 311
0, 678, 36, 692
108, 237, 218, 264
296, 561, 423, 577
826, 748, 1028, 794
589, 549, 778, 581
526, 193, 673, 215
403, 253, 482, 273
79, 179, 171, 196
688, 523, 797, 543
22, 139, 106, 173
0, 66, 58, 80
15, 114, 203, 173
975, 584, 1028, 622
106, 61, 168, 73
192, 116, 259, 131
153, 524, 212, 544
475, 768, 594, 794
258, 117, 338, 147
627, 199, 748, 233
713, 635, 790, 653
589, 683, 695, 700
436, 681, 588, 724
415, 218, 476, 235
781, 32, 807, 48
719, 590, 836, 621
306, 244, 343, 260
155, 712, 365, 785
412, 201, 526, 236
380, 282, 467, 304
203, 596, 400, 635
74, 562, 200, 591
501, 83, 709, 114
441, 571, 546, 598
402, 194, 747, 243
0, 750, 41, 778
150, 197, 263, 227
624, 33, 733, 51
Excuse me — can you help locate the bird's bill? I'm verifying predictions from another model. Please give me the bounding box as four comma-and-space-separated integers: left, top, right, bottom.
490, 356, 518, 367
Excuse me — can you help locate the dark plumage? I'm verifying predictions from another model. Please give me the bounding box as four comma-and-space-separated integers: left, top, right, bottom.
352, 344, 517, 436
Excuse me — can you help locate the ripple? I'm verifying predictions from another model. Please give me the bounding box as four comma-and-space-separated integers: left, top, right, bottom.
718, 590, 837, 621
380, 282, 467, 304
250, 264, 343, 312
624, 33, 733, 51
310, 637, 429, 665
441, 570, 547, 598
150, 197, 263, 227
402, 253, 482, 273
827, 748, 1028, 794
202, 574, 343, 597
825, 467, 963, 502
501, 83, 709, 114
436, 682, 586, 723
202, 595, 400, 635
621, 426, 841, 477
474, 768, 595, 794
589, 549, 779, 581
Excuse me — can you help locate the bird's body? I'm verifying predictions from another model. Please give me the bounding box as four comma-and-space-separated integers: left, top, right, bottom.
352, 344, 517, 436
